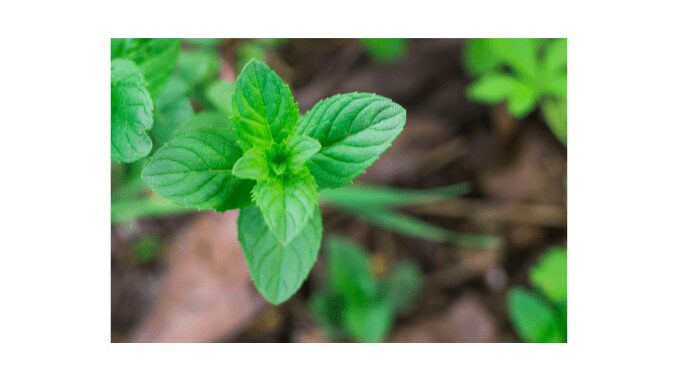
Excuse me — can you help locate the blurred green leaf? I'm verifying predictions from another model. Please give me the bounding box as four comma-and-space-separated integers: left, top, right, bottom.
176, 50, 220, 89
380, 261, 423, 313
543, 39, 567, 76
467, 73, 522, 103
111, 196, 191, 224
151, 77, 194, 148
320, 183, 469, 209
310, 236, 423, 342
206, 80, 235, 114
508, 287, 565, 343
174, 111, 234, 136
132, 236, 161, 264
489, 38, 540, 80
345, 300, 393, 343
111, 38, 181, 98
463, 38, 502, 77
507, 82, 539, 117
360, 38, 407, 63
530, 247, 567, 305
327, 236, 378, 305
337, 206, 500, 249
542, 98, 567, 146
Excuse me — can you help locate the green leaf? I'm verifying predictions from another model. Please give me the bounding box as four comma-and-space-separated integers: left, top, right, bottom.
530, 247, 567, 305
309, 291, 347, 339
232, 60, 299, 150
287, 135, 321, 171
111, 38, 181, 98
543, 39, 567, 76
508, 287, 565, 343
320, 183, 470, 209
176, 50, 220, 89
296, 92, 406, 189
174, 111, 234, 136
541, 73, 567, 98
360, 38, 407, 63
507, 82, 539, 117
542, 99, 567, 145
232, 148, 269, 180
252, 168, 318, 244
380, 261, 423, 313
334, 205, 500, 249
326, 236, 378, 305
238, 205, 323, 304
206, 80, 235, 114
345, 300, 392, 343
463, 38, 502, 77
141, 128, 255, 211
467, 73, 521, 103
151, 77, 194, 148
489, 38, 540, 80
111, 59, 154, 163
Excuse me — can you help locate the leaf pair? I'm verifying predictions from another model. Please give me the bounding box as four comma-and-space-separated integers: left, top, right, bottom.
141, 59, 407, 304
110, 39, 181, 163
310, 236, 422, 342
464, 38, 567, 119
508, 247, 567, 343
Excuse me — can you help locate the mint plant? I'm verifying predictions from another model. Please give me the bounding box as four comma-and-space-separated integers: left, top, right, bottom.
141, 59, 406, 304
508, 246, 567, 343
310, 236, 422, 342
463, 38, 567, 145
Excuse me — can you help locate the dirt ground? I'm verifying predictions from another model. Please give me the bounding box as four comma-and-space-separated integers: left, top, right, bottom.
111, 39, 567, 343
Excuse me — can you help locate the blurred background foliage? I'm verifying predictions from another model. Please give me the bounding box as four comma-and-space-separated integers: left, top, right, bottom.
111, 38, 566, 343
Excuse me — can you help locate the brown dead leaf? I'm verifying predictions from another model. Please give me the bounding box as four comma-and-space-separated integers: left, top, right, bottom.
128, 211, 266, 343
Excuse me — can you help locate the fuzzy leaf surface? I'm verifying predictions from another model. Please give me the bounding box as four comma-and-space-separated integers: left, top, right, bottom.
111, 59, 154, 163
111, 38, 181, 98
296, 93, 406, 189
141, 128, 254, 211
252, 168, 318, 244
238, 205, 322, 304
232, 60, 299, 150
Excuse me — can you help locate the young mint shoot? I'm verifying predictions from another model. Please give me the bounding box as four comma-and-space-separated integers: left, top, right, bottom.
463, 38, 567, 145
507, 246, 567, 343
141, 59, 407, 304
310, 236, 422, 342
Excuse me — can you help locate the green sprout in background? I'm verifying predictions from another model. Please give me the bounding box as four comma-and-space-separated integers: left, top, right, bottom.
463, 38, 567, 145
310, 236, 422, 343
360, 38, 408, 63
508, 246, 567, 343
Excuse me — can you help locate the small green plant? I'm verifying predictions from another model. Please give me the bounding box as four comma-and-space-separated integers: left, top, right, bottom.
463, 38, 567, 145
360, 38, 408, 63
310, 236, 422, 342
140, 59, 406, 304
132, 236, 162, 264
508, 246, 567, 343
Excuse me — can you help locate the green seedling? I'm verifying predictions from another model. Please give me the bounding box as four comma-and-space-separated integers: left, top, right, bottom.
463, 38, 567, 145
310, 236, 422, 342
360, 38, 408, 63
507, 246, 567, 343
132, 236, 162, 264
141, 59, 407, 304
